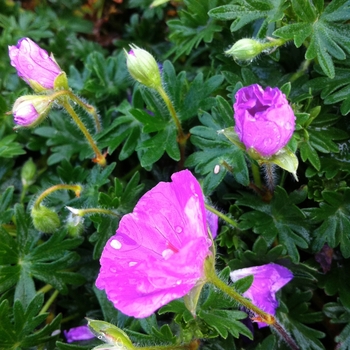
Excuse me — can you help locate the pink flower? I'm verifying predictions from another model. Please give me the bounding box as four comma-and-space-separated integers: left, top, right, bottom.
234, 84, 295, 157
8, 38, 61, 90
64, 325, 95, 343
96, 170, 212, 318
230, 263, 293, 328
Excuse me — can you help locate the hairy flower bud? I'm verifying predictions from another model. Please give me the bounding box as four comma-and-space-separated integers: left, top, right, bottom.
12, 95, 53, 127
31, 205, 60, 233
21, 158, 36, 187
234, 84, 295, 157
8, 37, 65, 91
225, 39, 264, 61
124, 44, 162, 89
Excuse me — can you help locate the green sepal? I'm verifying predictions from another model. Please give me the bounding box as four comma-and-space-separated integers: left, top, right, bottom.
28, 79, 47, 93
184, 279, 206, 317
219, 126, 245, 151
261, 147, 299, 180
87, 319, 135, 349
54, 72, 69, 90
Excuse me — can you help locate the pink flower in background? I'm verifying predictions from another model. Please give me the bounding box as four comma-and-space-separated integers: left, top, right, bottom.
234, 84, 295, 157
64, 325, 95, 343
206, 208, 218, 239
230, 263, 293, 328
8, 37, 61, 89
96, 170, 212, 318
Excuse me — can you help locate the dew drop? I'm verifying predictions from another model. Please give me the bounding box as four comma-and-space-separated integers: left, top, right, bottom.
110, 267, 117, 273
264, 138, 272, 146
129, 261, 137, 267
175, 226, 183, 233
110, 239, 122, 250
162, 249, 174, 260
284, 121, 292, 130
214, 164, 220, 174
27, 64, 33, 70
176, 280, 182, 285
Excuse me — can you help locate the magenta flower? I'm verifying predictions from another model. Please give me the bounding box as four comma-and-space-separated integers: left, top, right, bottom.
234, 84, 295, 157
230, 263, 293, 328
64, 325, 95, 343
8, 38, 61, 90
96, 170, 212, 318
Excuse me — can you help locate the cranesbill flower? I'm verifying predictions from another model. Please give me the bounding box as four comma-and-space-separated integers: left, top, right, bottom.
8, 38, 62, 90
234, 84, 295, 157
64, 325, 95, 343
96, 170, 212, 318
230, 263, 293, 328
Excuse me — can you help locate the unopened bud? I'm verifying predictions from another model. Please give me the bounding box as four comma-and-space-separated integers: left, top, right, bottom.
87, 319, 135, 349
225, 39, 264, 61
12, 95, 53, 127
21, 158, 36, 187
124, 45, 162, 89
66, 212, 84, 237
31, 205, 60, 233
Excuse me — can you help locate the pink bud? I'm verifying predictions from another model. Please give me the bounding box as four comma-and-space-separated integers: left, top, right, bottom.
8, 38, 61, 90
234, 84, 295, 157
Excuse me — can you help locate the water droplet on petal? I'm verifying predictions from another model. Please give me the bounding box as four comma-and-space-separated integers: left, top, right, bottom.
27, 64, 33, 70
162, 249, 174, 260
176, 280, 182, 285
175, 226, 183, 233
129, 261, 137, 267
264, 138, 272, 146
110, 239, 122, 250
284, 121, 292, 130
110, 267, 117, 273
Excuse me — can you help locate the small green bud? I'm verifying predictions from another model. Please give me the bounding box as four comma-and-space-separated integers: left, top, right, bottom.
225, 38, 264, 61
124, 44, 162, 89
87, 319, 135, 349
31, 205, 60, 233
66, 212, 84, 237
21, 158, 36, 187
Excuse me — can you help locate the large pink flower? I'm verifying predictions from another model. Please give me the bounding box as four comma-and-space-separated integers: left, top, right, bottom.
96, 170, 212, 318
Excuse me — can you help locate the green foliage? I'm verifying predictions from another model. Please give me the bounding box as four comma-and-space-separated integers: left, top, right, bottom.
0, 294, 61, 350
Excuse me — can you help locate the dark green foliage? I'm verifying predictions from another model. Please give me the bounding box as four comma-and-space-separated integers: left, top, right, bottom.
1, 0, 350, 349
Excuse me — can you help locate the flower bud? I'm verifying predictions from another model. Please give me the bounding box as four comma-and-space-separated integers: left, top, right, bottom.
31, 205, 60, 233
225, 39, 264, 61
12, 95, 53, 127
21, 158, 36, 187
66, 212, 84, 237
8, 37, 63, 91
124, 44, 162, 89
87, 319, 135, 349
234, 84, 295, 157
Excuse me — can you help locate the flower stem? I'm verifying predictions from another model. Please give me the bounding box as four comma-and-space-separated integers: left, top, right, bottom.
39, 289, 59, 315
67, 91, 101, 132
204, 203, 238, 228
251, 162, 262, 189
37, 284, 53, 294
155, 86, 188, 169
67, 207, 120, 217
137, 340, 200, 350
33, 184, 82, 210
61, 100, 106, 166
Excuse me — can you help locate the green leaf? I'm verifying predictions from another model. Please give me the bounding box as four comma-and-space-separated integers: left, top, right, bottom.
209, 0, 287, 32
306, 189, 350, 258
167, 0, 222, 58
0, 133, 26, 158
0, 295, 61, 349
186, 97, 249, 193
274, 0, 350, 78
235, 187, 309, 262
